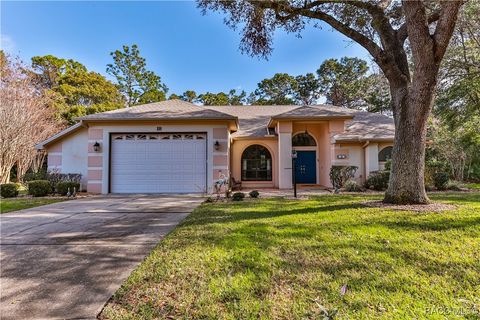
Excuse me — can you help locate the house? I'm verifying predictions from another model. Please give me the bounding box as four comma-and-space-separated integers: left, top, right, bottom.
36, 99, 394, 193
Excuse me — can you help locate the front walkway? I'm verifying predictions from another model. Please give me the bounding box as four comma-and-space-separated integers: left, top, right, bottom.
0, 194, 203, 320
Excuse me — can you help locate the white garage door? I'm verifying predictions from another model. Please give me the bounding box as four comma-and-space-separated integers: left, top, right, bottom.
111, 133, 207, 193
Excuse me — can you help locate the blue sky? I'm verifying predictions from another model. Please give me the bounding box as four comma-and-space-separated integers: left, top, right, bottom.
1, 1, 370, 95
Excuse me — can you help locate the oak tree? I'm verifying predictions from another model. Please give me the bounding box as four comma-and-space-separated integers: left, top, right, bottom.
199, 0, 464, 204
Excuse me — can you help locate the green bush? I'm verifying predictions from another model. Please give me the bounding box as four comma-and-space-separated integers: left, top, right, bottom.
27, 180, 52, 197
232, 192, 245, 201
329, 166, 358, 189
249, 190, 260, 198
433, 172, 449, 190
23, 171, 47, 182
1, 183, 19, 198
366, 171, 390, 191
384, 159, 392, 171
344, 179, 362, 192
56, 181, 80, 195
446, 180, 463, 191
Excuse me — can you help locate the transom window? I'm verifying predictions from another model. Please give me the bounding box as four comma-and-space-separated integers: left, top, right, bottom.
292, 133, 316, 146
241, 145, 272, 181
378, 146, 393, 161
112, 133, 205, 140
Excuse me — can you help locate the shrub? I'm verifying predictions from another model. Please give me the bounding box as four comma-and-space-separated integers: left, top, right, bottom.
366, 171, 390, 191
446, 180, 463, 191
27, 180, 52, 197
23, 171, 47, 182
47, 172, 82, 189
344, 179, 362, 192
1, 183, 19, 198
384, 159, 392, 171
249, 190, 260, 198
433, 172, 449, 190
56, 181, 80, 195
204, 196, 215, 203
232, 192, 245, 201
329, 166, 358, 189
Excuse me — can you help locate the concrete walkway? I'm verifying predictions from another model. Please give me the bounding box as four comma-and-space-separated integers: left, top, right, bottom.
0, 194, 203, 320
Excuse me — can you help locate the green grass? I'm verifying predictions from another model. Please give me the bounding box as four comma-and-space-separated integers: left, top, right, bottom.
466, 183, 480, 190
0, 198, 67, 213
101, 193, 480, 319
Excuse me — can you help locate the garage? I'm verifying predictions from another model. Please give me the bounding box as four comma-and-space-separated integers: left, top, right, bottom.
110, 133, 207, 193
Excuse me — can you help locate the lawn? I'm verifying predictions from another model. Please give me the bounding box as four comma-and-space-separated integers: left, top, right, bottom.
0, 198, 67, 213
101, 193, 480, 320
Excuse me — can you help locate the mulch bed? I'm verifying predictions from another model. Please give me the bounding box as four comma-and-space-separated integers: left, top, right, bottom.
362, 200, 457, 212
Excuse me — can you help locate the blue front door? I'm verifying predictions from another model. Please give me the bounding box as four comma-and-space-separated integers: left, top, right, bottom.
295, 151, 316, 184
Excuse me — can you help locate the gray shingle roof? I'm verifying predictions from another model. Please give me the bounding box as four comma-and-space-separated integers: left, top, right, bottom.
55, 100, 393, 143
333, 111, 395, 141
77, 99, 238, 121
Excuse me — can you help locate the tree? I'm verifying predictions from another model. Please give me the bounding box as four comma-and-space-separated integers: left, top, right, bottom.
317, 57, 369, 108
199, 0, 464, 204
295, 73, 321, 105
31, 55, 125, 124
196, 89, 247, 105
181, 90, 198, 102
249, 73, 297, 105
0, 52, 57, 183
107, 44, 168, 107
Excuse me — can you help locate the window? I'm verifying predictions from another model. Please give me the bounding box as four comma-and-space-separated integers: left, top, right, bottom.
378, 146, 393, 161
292, 133, 316, 146
241, 145, 272, 181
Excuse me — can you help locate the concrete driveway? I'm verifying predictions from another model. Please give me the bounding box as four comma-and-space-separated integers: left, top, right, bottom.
0, 194, 203, 320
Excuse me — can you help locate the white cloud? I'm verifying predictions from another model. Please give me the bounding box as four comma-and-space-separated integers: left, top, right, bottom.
1, 34, 16, 52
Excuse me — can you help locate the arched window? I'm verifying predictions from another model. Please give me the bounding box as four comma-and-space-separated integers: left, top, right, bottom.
378, 146, 393, 161
241, 145, 272, 181
292, 133, 316, 146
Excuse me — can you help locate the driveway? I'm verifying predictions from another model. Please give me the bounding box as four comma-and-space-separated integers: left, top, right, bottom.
0, 194, 203, 320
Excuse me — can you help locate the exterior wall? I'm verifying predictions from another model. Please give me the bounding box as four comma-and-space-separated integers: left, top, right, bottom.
332, 143, 364, 183
212, 126, 230, 191
230, 138, 279, 188
46, 128, 88, 190
292, 122, 331, 186
277, 121, 293, 189
87, 128, 103, 193
365, 143, 379, 177
87, 122, 229, 194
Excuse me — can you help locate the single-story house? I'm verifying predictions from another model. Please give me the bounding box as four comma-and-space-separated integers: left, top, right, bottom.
36, 99, 394, 194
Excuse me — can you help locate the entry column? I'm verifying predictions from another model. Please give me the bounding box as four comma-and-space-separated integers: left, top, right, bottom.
277, 121, 293, 189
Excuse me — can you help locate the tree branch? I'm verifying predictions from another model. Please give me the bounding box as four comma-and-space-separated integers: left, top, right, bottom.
397, 10, 441, 43
433, 1, 464, 62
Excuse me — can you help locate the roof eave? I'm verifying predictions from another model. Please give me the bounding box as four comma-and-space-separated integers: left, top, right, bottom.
268, 115, 354, 128
36, 122, 85, 150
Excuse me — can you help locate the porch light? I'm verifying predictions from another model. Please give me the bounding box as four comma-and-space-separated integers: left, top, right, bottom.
291, 150, 297, 159
93, 141, 101, 152
214, 141, 220, 151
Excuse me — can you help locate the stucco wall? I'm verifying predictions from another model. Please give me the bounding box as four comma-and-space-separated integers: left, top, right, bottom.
292, 122, 332, 186
230, 138, 278, 188
46, 128, 88, 190
87, 122, 230, 194
331, 143, 364, 183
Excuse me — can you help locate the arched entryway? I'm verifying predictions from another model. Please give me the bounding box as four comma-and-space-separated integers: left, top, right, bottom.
292, 132, 317, 184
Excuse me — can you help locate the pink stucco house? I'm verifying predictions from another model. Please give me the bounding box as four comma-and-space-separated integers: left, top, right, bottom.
36, 99, 394, 193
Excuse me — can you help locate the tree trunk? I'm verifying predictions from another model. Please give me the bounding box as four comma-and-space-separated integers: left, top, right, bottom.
384, 80, 435, 204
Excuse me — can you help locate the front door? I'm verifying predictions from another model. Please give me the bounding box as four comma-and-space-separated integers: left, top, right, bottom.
295, 151, 316, 184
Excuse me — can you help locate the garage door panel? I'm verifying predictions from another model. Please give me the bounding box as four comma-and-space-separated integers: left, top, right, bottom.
111, 133, 206, 193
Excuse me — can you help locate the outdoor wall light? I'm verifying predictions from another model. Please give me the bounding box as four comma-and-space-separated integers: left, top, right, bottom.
337, 154, 347, 159
93, 141, 101, 152
214, 141, 220, 151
